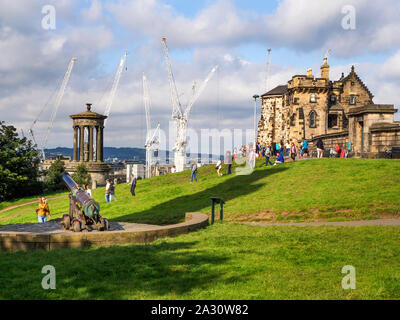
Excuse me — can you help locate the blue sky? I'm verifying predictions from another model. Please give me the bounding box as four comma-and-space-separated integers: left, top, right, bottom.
1, 0, 400, 150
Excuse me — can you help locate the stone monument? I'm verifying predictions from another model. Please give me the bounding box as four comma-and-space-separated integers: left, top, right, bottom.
66, 103, 110, 187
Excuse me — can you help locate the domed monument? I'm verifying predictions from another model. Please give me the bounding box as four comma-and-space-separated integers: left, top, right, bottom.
66, 103, 110, 187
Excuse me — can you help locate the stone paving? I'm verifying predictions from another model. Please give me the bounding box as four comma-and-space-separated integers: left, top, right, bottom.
0, 217, 173, 235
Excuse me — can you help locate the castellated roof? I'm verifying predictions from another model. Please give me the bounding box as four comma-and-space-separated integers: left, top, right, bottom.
261, 85, 288, 97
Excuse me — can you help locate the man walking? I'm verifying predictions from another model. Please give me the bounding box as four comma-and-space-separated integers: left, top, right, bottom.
265, 145, 273, 166
225, 150, 232, 175
190, 161, 198, 183
129, 174, 137, 196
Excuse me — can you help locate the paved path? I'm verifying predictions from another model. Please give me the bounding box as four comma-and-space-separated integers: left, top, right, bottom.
0, 195, 67, 215
241, 219, 400, 227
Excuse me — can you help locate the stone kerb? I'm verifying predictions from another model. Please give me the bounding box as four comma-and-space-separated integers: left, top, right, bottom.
0, 212, 209, 252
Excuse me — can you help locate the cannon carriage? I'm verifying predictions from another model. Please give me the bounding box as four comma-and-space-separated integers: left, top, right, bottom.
60, 172, 109, 232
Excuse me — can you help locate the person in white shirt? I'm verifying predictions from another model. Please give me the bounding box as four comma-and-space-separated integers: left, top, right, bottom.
216, 159, 222, 176
105, 179, 110, 203
86, 185, 92, 197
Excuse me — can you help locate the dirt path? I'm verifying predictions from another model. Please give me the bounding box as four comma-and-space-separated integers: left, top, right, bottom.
0, 195, 67, 215
240, 219, 400, 227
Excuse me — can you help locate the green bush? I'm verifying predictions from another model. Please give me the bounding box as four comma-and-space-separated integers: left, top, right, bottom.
0, 121, 43, 201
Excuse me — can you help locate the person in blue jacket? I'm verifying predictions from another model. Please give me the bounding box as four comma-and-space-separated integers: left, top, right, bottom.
273, 151, 285, 165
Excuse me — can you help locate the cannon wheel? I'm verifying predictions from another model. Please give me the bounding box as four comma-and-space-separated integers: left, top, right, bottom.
73, 220, 81, 232
101, 218, 109, 231
62, 214, 71, 230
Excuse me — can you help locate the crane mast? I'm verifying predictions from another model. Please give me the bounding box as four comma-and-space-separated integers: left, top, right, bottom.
143, 73, 160, 178
104, 52, 128, 126
41, 57, 77, 161
161, 37, 218, 172
161, 38, 183, 119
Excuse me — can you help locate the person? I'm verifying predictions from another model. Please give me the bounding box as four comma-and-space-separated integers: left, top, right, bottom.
261, 145, 266, 157
105, 179, 111, 203
86, 185, 92, 197
36, 197, 50, 223
330, 144, 341, 157
316, 138, 324, 158
109, 180, 117, 201
190, 161, 198, 183
233, 147, 238, 161
248, 146, 256, 169
265, 145, 273, 166
225, 150, 232, 175
275, 142, 280, 156
302, 139, 309, 158
290, 142, 298, 161
271, 142, 277, 156
129, 174, 137, 196
285, 141, 291, 157
273, 152, 284, 165
171, 165, 176, 173
216, 158, 222, 176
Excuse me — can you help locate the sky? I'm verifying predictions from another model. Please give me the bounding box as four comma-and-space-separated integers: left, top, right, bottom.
1, 0, 400, 152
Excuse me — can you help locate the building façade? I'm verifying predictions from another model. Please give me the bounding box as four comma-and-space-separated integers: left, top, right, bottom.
257, 57, 400, 157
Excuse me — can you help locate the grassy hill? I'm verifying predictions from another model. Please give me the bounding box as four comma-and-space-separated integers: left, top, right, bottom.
1, 158, 400, 225
1, 158, 400, 300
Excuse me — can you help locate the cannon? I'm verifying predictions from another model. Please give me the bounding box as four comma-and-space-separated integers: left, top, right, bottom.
60, 172, 109, 232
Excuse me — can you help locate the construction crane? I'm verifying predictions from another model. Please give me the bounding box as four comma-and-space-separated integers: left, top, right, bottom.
142, 72, 160, 179
40, 57, 77, 161
161, 37, 218, 172
265, 48, 271, 93
104, 52, 128, 127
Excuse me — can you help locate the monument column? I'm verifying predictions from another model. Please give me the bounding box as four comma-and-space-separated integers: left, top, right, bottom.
99, 126, 104, 162
89, 126, 94, 162
79, 125, 85, 162
73, 126, 78, 161
96, 126, 101, 162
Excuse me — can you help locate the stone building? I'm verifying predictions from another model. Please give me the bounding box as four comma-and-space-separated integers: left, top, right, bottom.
65, 103, 110, 187
257, 58, 400, 157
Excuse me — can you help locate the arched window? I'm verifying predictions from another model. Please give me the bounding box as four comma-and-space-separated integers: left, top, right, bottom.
309, 111, 317, 128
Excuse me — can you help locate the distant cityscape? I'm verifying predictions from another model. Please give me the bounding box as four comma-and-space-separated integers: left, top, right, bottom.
44, 147, 223, 164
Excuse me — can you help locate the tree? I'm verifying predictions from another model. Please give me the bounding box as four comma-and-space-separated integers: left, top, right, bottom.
0, 121, 42, 201
71, 163, 91, 187
44, 158, 66, 192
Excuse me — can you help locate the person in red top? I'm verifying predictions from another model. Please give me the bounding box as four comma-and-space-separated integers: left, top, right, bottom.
330, 144, 341, 157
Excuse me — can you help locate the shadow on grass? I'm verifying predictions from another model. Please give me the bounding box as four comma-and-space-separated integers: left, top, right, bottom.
114, 165, 289, 225
0, 240, 234, 299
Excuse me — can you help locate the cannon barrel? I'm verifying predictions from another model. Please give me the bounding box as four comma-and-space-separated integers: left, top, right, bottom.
60, 172, 95, 209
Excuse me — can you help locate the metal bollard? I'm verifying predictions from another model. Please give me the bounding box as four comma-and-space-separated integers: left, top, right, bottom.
210, 197, 225, 224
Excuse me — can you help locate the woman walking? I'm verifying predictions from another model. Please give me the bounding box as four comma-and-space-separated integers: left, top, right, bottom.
290, 142, 298, 161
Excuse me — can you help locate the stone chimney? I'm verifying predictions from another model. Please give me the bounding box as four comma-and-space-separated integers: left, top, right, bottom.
320, 57, 329, 81
307, 68, 313, 78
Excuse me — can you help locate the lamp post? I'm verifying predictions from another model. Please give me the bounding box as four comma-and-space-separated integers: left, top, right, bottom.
252, 94, 259, 168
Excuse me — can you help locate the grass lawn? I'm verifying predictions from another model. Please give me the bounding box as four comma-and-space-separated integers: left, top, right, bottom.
1, 158, 400, 225
0, 223, 399, 300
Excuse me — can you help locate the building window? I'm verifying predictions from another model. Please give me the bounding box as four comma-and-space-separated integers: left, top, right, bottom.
290, 114, 296, 126
343, 115, 349, 129
328, 114, 338, 128
330, 95, 336, 103
349, 95, 356, 105
293, 97, 299, 104
309, 111, 317, 128
310, 93, 316, 103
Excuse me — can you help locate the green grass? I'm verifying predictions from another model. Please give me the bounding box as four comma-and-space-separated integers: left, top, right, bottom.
1, 158, 400, 225
1, 223, 399, 299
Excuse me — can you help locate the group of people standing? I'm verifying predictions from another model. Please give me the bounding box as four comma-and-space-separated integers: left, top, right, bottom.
257, 139, 310, 166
